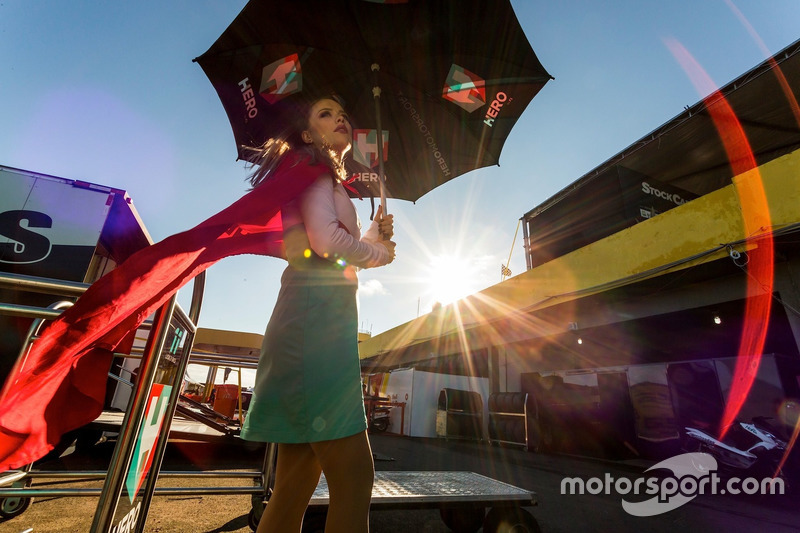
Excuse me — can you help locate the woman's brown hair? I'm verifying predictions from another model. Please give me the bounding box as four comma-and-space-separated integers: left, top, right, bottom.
244, 94, 350, 189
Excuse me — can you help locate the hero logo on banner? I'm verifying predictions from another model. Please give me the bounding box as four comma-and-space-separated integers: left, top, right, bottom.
125, 384, 172, 503
353, 129, 389, 169
443, 64, 485, 113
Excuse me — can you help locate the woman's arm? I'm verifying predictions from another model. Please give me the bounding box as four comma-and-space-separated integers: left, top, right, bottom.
299, 175, 392, 268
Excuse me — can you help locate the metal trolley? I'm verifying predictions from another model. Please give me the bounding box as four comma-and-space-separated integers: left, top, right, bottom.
0, 271, 541, 533
243, 444, 540, 533
297, 470, 538, 533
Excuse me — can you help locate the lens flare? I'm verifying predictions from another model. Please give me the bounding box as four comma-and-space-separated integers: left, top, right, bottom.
723, 0, 800, 470
665, 38, 774, 441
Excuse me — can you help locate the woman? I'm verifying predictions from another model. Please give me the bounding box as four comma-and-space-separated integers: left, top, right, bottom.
240, 95, 396, 533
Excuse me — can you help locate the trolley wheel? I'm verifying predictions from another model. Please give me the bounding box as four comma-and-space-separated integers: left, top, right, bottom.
483, 506, 541, 533
0, 496, 32, 519
247, 507, 260, 532
439, 505, 484, 533
248, 495, 267, 532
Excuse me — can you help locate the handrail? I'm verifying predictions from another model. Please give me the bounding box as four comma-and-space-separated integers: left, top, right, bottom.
0, 271, 205, 327
0, 272, 87, 321
0, 302, 66, 320
0, 271, 89, 297
188, 353, 260, 365
187, 271, 206, 325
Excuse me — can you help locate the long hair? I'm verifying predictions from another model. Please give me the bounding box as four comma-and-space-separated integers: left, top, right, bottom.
244, 94, 350, 189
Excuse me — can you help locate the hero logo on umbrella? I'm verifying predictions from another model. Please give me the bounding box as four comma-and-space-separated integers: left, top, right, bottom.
350, 129, 389, 185
443, 64, 511, 128
259, 53, 302, 104
483, 92, 509, 128
443, 64, 485, 113
353, 129, 389, 169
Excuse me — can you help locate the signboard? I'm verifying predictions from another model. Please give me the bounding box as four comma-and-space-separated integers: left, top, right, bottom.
525, 166, 698, 268
0, 169, 113, 281
0, 168, 115, 378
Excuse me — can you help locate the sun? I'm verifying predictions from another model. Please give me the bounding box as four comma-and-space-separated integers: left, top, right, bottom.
426, 254, 478, 307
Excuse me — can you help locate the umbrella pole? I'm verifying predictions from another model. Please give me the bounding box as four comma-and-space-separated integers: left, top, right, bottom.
371, 64, 388, 215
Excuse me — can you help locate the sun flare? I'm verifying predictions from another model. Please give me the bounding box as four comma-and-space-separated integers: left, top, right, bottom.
426, 254, 478, 307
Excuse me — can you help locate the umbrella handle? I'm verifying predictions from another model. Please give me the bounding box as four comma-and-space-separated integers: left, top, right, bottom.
372, 64, 389, 215
379, 178, 387, 215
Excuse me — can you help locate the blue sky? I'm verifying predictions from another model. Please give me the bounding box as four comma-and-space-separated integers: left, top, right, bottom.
1, 1, 799, 340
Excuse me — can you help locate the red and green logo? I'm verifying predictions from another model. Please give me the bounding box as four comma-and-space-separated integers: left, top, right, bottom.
259, 54, 302, 104
443, 64, 486, 113
353, 129, 389, 169
125, 384, 172, 503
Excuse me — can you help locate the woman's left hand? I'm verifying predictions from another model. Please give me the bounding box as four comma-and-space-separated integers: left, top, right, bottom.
375, 205, 394, 240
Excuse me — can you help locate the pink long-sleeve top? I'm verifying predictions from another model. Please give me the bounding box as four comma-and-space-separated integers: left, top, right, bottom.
281, 174, 390, 270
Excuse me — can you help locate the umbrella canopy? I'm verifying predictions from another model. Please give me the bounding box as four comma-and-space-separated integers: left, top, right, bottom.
195, 0, 552, 203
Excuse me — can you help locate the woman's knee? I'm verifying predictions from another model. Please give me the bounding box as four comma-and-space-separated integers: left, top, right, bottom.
272, 443, 321, 497
312, 432, 374, 489
327, 458, 373, 508
344, 450, 375, 489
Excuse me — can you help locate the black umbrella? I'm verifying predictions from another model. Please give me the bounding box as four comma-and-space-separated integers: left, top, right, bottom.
195, 0, 552, 207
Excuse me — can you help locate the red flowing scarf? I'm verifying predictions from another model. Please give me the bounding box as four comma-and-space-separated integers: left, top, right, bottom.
0, 152, 327, 471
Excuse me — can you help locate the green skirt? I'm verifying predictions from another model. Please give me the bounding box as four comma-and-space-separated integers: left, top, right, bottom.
240, 264, 367, 443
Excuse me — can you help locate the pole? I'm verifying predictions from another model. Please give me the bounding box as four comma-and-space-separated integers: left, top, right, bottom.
237, 368, 243, 424
502, 219, 521, 281
371, 63, 388, 215
91, 296, 177, 532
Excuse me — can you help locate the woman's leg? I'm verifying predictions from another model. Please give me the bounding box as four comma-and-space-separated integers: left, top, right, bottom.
310, 431, 374, 533
257, 443, 322, 533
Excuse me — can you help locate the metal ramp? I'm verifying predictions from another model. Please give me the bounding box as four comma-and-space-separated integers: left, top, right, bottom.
249, 466, 540, 533
313, 471, 535, 508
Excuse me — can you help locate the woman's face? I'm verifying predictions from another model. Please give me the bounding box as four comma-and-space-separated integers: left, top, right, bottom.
301, 98, 352, 156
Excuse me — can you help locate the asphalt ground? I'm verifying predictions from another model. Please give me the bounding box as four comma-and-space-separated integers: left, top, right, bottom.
2, 432, 800, 532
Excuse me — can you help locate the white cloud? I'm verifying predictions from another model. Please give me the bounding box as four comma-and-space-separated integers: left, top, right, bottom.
359, 278, 388, 297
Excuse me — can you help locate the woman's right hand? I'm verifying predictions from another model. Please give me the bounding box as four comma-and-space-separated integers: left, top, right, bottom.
374, 205, 394, 240
379, 239, 396, 263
